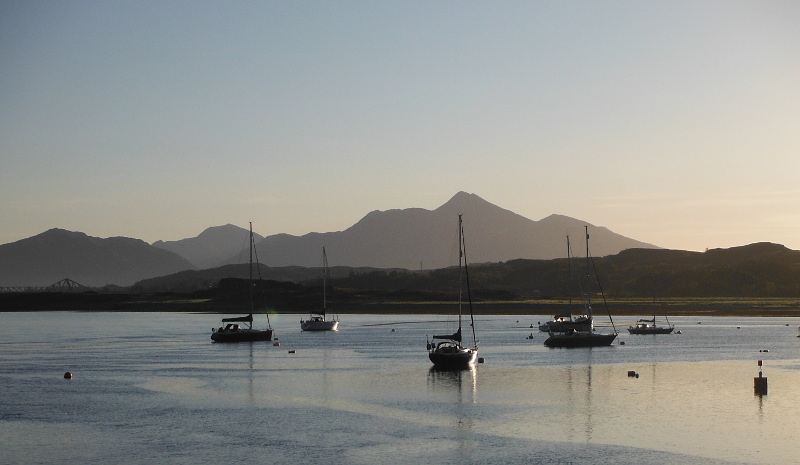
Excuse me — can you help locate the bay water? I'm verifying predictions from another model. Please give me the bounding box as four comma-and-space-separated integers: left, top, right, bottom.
2, 312, 799, 464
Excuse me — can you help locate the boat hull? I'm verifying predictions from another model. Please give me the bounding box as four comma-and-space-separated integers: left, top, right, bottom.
211, 328, 273, 343
539, 317, 593, 333
429, 345, 478, 368
544, 331, 617, 348
301, 318, 339, 331
628, 326, 674, 335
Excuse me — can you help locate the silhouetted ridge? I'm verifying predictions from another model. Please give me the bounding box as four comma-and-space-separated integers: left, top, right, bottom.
0, 228, 194, 287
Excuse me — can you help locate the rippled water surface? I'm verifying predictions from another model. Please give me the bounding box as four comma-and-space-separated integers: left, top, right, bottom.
2, 312, 799, 465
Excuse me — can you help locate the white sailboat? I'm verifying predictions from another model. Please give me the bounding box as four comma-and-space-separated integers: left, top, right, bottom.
301, 247, 340, 331
427, 214, 479, 367
211, 222, 274, 342
544, 226, 617, 348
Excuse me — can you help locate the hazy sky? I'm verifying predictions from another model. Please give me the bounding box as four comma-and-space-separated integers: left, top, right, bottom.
2, 1, 799, 252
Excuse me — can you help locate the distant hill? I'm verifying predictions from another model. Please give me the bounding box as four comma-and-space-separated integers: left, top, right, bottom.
0, 229, 195, 287
600, 242, 800, 297
152, 224, 262, 269
131, 241, 800, 299
300, 242, 798, 298
240, 191, 659, 269
130, 263, 400, 293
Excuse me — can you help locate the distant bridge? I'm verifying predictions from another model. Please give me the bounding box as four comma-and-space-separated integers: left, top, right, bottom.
0, 278, 90, 293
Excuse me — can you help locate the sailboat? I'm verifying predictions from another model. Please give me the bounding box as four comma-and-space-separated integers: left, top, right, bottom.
544, 226, 617, 348
211, 222, 274, 342
538, 236, 592, 333
301, 247, 340, 331
427, 214, 479, 368
628, 310, 675, 334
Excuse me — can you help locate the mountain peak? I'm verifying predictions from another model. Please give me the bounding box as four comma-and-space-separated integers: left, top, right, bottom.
251, 192, 659, 269
152, 224, 261, 269
37, 228, 88, 240
436, 191, 490, 211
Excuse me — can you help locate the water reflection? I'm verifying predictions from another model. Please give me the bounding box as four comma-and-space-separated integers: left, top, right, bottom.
248, 342, 254, 399
426, 365, 477, 463
562, 363, 594, 442
427, 365, 477, 400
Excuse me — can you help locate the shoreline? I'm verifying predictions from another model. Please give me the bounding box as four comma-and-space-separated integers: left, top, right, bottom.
2, 292, 800, 317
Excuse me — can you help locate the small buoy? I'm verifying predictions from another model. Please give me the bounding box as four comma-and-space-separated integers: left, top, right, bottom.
273, 342, 280, 346
391, 328, 396, 332
288, 350, 296, 354
755, 362, 768, 395
64, 371, 72, 379
478, 357, 485, 363
676, 330, 682, 334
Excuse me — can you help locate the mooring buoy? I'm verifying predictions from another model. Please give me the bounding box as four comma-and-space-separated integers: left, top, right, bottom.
64, 371, 72, 379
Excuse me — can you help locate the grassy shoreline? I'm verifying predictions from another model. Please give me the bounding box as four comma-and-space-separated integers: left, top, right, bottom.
329, 298, 800, 317
3, 292, 800, 317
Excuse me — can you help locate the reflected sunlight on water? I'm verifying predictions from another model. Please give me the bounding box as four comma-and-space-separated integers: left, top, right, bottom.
1, 312, 799, 465
474, 361, 800, 464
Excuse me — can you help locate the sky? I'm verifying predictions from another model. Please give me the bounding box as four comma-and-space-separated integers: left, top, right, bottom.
2, 1, 799, 252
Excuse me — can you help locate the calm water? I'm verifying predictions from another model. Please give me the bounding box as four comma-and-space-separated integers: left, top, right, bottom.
2, 312, 800, 465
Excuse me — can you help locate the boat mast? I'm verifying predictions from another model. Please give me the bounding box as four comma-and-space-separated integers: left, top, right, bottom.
566, 235, 573, 307
585, 226, 592, 318
322, 247, 328, 317
457, 214, 464, 334
249, 222, 254, 317
459, 214, 477, 347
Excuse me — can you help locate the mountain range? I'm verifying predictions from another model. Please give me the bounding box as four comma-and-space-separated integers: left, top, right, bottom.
156, 192, 658, 269
2, 191, 659, 287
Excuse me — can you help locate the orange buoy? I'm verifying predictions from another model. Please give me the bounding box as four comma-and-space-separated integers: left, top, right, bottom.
64, 371, 72, 379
